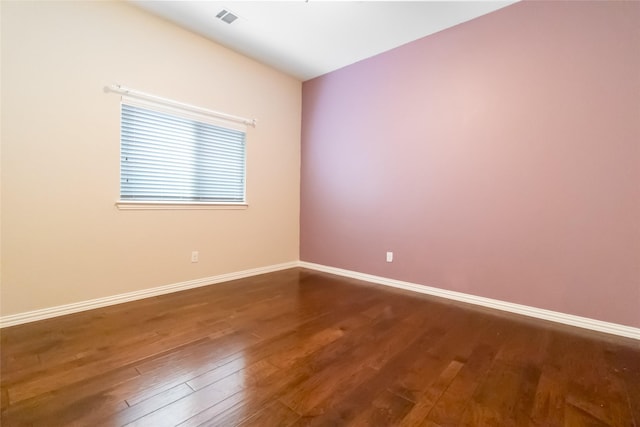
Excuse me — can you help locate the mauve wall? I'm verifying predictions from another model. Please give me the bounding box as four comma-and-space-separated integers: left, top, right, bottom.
300, 1, 640, 328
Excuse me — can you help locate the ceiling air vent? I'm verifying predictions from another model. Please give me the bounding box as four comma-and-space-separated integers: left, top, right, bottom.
216, 9, 238, 24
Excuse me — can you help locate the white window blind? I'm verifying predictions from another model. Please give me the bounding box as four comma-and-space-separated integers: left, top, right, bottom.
120, 100, 246, 203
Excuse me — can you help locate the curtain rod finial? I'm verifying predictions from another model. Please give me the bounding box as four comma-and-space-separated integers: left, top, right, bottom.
104, 84, 123, 94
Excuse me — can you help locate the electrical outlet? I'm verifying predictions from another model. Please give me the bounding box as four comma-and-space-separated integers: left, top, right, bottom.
191, 251, 199, 263
386, 251, 393, 262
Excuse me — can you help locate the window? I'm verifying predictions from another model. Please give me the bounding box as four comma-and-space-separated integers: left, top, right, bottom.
119, 98, 246, 207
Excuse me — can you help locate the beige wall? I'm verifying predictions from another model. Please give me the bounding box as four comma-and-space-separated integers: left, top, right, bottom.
1, 1, 301, 316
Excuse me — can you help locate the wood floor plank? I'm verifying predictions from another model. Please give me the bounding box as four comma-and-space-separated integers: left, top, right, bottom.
1, 268, 638, 427
387, 353, 449, 404
177, 371, 301, 427
295, 324, 449, 426
6, 324, 216, 404
121, 339, 254, 409
1, 366, 141, 426
267, 315, 367, 369
529, 372, 566, 426
350, 390, 414, 427
398, 360, 464, 426
0, 387, 9, 413
124, 360, 280, 427
235, 400, 300, 427
278, 303, 426, 416
421, 343, 498, 426
611, 344, 640, 426
103, 383, 195, 427
131, 329, 256, 378
564, 403, 610, 427
459, 361, 536, 426
178, 346, 321, 426
175, 391, 249, 427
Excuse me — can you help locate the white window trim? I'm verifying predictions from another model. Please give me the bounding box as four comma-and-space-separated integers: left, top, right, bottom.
114, 92, 251, 210
115, 201, 248, 210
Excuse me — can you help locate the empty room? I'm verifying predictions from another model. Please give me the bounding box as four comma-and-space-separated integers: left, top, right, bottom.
1, 0, 639, 426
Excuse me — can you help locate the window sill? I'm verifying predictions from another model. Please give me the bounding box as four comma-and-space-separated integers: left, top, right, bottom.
115, 201, 248, 210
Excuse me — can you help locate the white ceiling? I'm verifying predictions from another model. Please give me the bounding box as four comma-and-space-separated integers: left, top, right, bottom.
131, 1, 516, 81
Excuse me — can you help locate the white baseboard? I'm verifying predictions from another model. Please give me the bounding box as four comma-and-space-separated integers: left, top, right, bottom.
298, 261, 640, 341
0, 261, 298, 328
3, 260, 638, 340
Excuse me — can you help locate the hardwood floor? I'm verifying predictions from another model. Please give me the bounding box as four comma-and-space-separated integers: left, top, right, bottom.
1, 268, 639, 426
